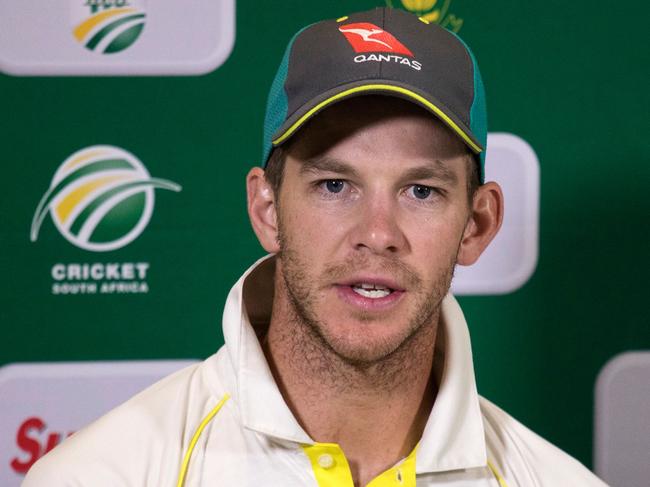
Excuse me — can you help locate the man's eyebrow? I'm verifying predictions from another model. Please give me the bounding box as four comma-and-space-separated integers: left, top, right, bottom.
299, 155, 360, 178
299, 156, 460, 185
401, 160, 459, 186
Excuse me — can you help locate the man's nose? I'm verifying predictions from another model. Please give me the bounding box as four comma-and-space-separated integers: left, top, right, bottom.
349, 195, 407, 255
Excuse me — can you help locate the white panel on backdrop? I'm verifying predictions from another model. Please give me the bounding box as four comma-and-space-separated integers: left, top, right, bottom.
451, 133, 540, 295
0, 360, 198, 485
0, 1, 235, 75
594, 352, 650, 487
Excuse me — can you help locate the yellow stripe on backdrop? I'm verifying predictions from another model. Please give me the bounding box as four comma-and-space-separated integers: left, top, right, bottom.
55, 175, 131, 223
73, 8, 137, 41
62, 149, 108, 172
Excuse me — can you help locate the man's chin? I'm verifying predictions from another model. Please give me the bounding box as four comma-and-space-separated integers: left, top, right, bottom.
319, 325, 413, 366
328, 344, 398, 366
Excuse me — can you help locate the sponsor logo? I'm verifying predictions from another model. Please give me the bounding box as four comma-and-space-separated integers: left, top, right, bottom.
10, 417, 74, 475
30, 145, 180, 296
339, 22, 421, 71
31, 145, 181, 253
1, 361, 199, 481
0, 1, 235, 75
50, 262, 150, 295
386, 0, 464, 33
72, 0, 147, 54
353, 53, 422, 71
338, 23, 413, 56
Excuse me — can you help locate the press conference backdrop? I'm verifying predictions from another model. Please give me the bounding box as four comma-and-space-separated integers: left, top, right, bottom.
0, 0, 647, 483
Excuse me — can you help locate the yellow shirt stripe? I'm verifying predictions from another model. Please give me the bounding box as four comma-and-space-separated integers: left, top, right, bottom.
176, 394, 231, 487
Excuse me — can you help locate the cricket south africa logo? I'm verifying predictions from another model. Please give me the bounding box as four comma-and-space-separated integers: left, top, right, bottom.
72, 1, 147, 54
31, 145, 181, 252
385, 0, 463, 33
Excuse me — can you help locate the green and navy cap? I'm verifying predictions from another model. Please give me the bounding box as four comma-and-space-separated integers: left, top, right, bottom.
262, 7, 488, 181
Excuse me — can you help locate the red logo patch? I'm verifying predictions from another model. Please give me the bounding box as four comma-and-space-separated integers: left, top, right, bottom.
338, 22, 413, 57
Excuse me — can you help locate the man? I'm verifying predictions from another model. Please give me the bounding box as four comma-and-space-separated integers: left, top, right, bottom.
24, 7, 607, 487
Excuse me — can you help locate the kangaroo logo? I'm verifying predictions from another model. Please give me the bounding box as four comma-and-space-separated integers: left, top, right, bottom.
338, 23, 414, 56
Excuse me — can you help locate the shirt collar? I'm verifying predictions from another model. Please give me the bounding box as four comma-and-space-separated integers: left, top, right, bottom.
415, 295, 487, 473
221, 255, 487, 472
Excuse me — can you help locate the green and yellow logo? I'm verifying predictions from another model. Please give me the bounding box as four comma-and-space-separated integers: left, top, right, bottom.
386, 0, 463, 33
72, 1, 146, 54
31, 145, 181, 252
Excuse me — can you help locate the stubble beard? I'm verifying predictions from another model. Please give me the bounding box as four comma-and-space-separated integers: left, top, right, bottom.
275, 222, 457, 390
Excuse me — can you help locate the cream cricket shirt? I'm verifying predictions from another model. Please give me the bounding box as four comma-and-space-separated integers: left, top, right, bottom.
23, 256, 608, 487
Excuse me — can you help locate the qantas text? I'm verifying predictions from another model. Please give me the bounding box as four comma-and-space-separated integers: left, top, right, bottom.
353, 54, 422, 71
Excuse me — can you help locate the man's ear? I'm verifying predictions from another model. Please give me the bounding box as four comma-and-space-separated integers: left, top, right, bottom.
457, 181, 504, 266
246, 167, 280, 253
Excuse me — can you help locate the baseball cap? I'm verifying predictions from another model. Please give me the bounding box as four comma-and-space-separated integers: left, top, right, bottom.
262, 7, 488, 181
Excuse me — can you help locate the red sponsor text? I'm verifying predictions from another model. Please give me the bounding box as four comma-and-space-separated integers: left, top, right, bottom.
10, 417, 74, 474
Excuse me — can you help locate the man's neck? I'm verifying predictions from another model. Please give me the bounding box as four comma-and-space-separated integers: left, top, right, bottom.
262, 281, 439, 487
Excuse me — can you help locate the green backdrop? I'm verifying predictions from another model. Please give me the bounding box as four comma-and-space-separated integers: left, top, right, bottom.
1, 0, 648, 470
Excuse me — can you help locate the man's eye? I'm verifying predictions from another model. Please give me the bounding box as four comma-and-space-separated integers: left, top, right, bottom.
410, 185, 433, 199
323, 180, 345, 193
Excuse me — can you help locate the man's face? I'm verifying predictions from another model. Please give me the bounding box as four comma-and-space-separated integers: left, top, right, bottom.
274, 97, 473, 365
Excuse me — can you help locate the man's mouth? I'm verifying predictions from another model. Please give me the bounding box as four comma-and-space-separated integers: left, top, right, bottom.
334, 277, 405, 310
351, 283, 393, 299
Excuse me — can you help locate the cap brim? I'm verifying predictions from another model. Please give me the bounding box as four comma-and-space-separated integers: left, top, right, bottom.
271, 81, 483, 154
